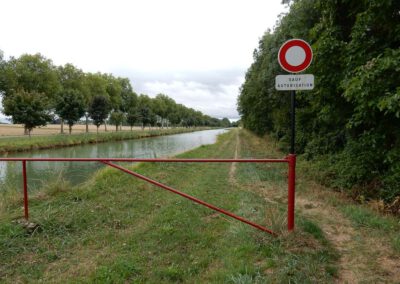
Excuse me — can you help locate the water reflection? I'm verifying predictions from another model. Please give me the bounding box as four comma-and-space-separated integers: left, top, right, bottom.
0, 129, 227, 190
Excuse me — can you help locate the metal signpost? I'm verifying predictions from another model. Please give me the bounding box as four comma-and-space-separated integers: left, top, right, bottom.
276, 38, 314, 230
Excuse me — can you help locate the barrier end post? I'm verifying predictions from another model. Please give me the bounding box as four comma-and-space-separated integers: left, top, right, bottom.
22, 160, 29, 220
287, 154, 296, 231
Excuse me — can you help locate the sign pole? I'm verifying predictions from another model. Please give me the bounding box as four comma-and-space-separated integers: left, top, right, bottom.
276, 38, 314, 232
288, 90, 296, 231
290, 90, 295, 154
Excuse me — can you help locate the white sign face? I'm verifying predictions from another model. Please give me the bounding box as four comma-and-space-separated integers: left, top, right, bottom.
275, 74, 314, 91
278, 39, 313, 73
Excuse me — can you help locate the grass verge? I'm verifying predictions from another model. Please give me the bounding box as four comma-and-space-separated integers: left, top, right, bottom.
1, 129, 339, 282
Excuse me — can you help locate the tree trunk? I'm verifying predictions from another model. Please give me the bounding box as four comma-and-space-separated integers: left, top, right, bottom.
69, 125, 72, 134
96, 126, 99, 134
24, 126, 28, 135
85, 114, 89, 133
61, 119, 64, 134
130, 125, 133, 131
104, 121, 108, 132
115, 124, 118, 132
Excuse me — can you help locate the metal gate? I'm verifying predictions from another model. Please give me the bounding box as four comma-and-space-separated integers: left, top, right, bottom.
0, 155, 296, 236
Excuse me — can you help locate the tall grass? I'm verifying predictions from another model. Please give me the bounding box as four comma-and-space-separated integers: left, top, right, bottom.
0, 129, 339, 282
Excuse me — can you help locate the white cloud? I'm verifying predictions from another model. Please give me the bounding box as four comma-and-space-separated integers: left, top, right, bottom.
143, 76, 244, 118
0, 0, 287, 119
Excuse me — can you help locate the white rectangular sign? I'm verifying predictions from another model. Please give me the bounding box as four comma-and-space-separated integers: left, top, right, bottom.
275, 74, 314, 91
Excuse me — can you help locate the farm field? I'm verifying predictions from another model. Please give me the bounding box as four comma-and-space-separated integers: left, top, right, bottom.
0, 124, 143, 137
1, 129, 399, 282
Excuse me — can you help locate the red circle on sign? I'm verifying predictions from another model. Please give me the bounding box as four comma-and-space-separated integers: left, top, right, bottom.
278, 39, 313, 73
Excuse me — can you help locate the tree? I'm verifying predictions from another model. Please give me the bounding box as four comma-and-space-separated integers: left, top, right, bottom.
118, 78, 136, 112
126, 107, 138, 130
110, 110, 125, 131
103, 74, 122, 110
237, 0, 400, 203
84, 73, 109, 132
153, 94, 169, 128
138, 107, 151, 130
221, 118, 231, 128
0, 53, 60, 101
89, 95, 111, 133
0, 50, 6, 96
137, 94, 153, 129
57, 63, 87, 133
55, 89, 86, 134
3, 89, 52, 136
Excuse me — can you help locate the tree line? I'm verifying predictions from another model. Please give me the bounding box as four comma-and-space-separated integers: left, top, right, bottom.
237, 0, 400, 206
0, 52, 231, 135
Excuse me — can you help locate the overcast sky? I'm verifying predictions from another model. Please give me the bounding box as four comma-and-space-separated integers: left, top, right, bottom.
0, 0, 288, 120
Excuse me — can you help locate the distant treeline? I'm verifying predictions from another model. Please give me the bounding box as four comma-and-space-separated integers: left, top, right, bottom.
237, 0, 400, 205
0, 52, 231, 135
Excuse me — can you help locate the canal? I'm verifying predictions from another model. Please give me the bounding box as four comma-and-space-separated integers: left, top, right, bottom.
0, 129, 228, 190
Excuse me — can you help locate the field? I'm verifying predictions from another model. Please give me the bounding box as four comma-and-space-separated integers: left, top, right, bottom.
0, 129, 399, 282
0, 124, 142, 137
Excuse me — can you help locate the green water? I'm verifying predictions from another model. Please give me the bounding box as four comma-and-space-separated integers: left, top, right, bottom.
0, 129, 228, 190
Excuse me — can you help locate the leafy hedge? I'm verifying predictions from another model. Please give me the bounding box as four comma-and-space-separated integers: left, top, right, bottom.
237, 0, 400, 203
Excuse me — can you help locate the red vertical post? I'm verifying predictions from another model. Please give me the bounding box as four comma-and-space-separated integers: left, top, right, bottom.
22, 160, 29, 220
287, 154, 296, 231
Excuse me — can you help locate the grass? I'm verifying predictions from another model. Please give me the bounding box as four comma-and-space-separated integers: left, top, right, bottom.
0, 127, 211, 154
340, 204, 400, 252
0, 129, 339, 282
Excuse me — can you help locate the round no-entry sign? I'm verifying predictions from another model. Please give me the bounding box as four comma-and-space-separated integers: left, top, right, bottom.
278, 39, 313, 73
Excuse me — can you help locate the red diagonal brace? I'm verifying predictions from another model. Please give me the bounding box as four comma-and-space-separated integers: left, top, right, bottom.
100, 161, 277, 236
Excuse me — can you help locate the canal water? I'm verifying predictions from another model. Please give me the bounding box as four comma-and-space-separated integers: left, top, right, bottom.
0, 129, 228, 190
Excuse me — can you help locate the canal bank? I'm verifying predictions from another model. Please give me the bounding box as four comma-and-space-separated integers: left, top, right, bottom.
0, 127, 214, 154
0, 129, 227, 190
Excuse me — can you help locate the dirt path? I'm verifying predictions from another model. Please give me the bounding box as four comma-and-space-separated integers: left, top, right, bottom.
237, 130, 400, 283
256, 175, 400, 282
296, 192, 400, 283
229, 129, 240, 183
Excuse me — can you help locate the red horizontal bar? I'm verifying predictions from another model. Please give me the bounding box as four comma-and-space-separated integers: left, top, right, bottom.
0, 158, 288, 163
102, 161, 277, 236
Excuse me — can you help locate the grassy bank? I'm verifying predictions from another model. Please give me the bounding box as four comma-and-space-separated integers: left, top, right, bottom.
0, 127, 211, 154
1, 129, 399, 282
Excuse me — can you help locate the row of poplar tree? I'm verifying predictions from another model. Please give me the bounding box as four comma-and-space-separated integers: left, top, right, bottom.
237, 0, 400, 206
0, 52, 230, 135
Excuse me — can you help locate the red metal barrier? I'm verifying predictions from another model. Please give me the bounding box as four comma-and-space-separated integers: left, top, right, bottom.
22, 160, 29, 220
0, 156, 296, 235
287, 154, 296, 231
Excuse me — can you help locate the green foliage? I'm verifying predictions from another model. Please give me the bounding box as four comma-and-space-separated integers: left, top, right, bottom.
55, 89, 86, 133
3, 89, 52, 135
109, 110, 125, 131
89, 95, 111, 130
0, 53, 60, 101
126, 107, 138, 130
221, 117, 231, 128
0, 52, 233, 136
237, 0, 400, 203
